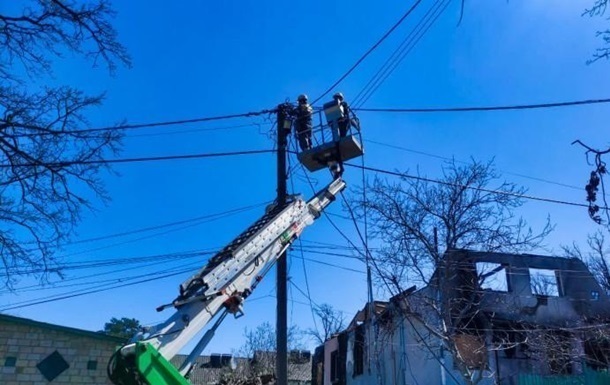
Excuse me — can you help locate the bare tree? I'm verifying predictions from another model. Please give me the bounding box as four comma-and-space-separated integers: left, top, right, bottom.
307, 303, 346, 345
0, 0, 129, 287
563, 230, 610, 295
583, 0, 610, 63
352, 159, 553, 384
355, 158, 552, 289
224, 322, 306, 384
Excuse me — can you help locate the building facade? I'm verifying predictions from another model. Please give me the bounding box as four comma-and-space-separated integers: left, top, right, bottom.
0, 314, 125, 385
313, 250, 610, 385
0, 313, 312, 385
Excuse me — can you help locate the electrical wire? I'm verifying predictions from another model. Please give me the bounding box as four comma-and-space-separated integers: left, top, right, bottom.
353, 0, 451, 108
354, 97, 610, 113
0, 265, 199, 312
61, 205, 263, 258
367, 139, 584, 192
13, 108, 278, 137
346, 163, 608, 210
289, 280, 320, 309
0, 254, 206, 294
312, 0, 424, 104
63, 202, 268, 246
1, 250, 211, 277
287, 142, 321, 337
0, 149, 276, 168
292, 254, 366, 275
127, 122, 270, 138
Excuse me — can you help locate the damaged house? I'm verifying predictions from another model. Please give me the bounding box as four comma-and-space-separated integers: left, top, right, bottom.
313, 249, 610, 385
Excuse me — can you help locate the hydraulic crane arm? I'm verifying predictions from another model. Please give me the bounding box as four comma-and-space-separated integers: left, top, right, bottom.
108, 178, 346, 385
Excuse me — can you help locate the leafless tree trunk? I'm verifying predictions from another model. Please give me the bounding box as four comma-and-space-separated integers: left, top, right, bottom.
0, 0, 129, 287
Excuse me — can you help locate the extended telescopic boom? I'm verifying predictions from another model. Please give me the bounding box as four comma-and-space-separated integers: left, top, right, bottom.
108, 178, 346, 385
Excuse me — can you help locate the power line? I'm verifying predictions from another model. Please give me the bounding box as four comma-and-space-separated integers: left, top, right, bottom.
2, 250, 211, 277
64, 202, 268, 246
0, 149, 275, 168
294, 248, 364, 261
367, 139, 584, 191
290, 149, 371, 266
289, 280, 320, 310
312, 0, 423, 104
61, 205, 268, 258
354, 97, 610, 113
0, 255, 206, 295
346, 163, 606, 210
13, 109, 278, 137
292, 255, 366, 275
1, 251, 365, 310
127, 122, 269, 138
0, 266, 197, 312
353, 0, 450, 108
288, 151, 321, 335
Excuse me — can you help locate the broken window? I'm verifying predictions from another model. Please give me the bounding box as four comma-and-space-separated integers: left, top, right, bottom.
529, 268, 560, 297
330, 350, 339, 383
353, 324, 365, 376
476, 262, 509, 292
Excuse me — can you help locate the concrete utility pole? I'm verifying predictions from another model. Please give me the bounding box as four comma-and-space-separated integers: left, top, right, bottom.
276, 103, 291, 385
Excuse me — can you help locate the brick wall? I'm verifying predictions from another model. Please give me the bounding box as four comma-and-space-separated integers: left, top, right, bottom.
0, 317, 124, 385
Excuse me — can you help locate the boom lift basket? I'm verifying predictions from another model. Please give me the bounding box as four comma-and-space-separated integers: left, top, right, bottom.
296, 101, 364, 172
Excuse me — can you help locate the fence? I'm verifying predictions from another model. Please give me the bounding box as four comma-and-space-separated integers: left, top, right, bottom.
518, 368, 610, 385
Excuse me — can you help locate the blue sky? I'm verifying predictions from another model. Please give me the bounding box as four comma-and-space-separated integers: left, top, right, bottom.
2, 0, 610, 355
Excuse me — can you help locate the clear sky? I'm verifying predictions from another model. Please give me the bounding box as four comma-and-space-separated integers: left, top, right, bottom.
2, 0, 610, 356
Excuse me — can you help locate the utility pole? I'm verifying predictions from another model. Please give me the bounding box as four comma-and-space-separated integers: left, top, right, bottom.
276, 103, 291, 385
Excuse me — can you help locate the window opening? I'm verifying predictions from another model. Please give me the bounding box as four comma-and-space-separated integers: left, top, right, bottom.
476, 262, 509, 292
529, 268, 560, 296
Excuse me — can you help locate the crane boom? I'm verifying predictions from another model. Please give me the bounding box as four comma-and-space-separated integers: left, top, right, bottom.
108, 178, 346, 385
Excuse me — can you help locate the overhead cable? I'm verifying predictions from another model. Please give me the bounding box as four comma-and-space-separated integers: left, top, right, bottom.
65, 202, 268, 246
13, 108, 278, 137
355, 97, 610, 113
346, 163, 606, 210
353, 0, 451, 108
367, 139, 584, 191
0, 149, 275, 168
312, 0, 423, 104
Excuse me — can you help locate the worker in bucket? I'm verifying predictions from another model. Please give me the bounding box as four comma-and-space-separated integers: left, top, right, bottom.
333, 92, 358, 138
295, 94, 313, 151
